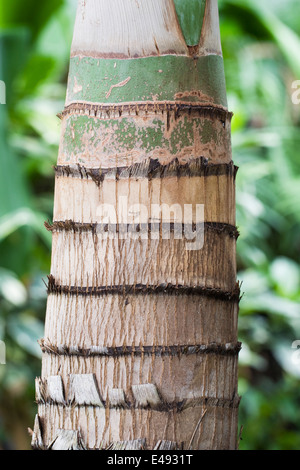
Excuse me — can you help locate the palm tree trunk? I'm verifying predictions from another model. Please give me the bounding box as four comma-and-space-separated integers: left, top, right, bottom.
32, 0, 240, 450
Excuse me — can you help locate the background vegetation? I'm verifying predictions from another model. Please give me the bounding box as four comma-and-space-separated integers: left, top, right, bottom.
0, 0, 299, 450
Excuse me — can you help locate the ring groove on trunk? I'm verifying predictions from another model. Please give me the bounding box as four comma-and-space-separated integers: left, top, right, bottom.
36, 396, 241, 411
39, 338, 242, 358
45, 220, 240, 240
46, 275, 241, 302
54, 158, 238, 183
60, 101, 233, 122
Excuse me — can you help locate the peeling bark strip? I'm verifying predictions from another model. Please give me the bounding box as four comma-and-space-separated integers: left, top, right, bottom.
49, 429, 86, 450
39, 338, 242, 358
46, 275, 241, 302
108, 389, 128, 408
35, 373, 241, 411
29, 415, 44, 450
35, 376, 65, 405
54, 158, 238, 184
45, 376, 65, 404
154, 440, 183, 450
107, 439, 146, 450
132, 384, 162, 408
45, 220, 240, 240
69, 374, 104, 407
60, 101, 232, 122
106, 439, 181, 451
35, 377, 45, 404
33, 431, 184, 451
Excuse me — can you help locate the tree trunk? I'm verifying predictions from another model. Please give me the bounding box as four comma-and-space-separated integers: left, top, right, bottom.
32, 0, 240, 450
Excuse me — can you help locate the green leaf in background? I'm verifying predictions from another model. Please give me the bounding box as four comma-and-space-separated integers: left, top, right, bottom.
0, 208, 52, 248
270, 257, 300, 297
16, 55, 56, 98
0, 0, 65, 39
0, 32, 30, 218
7, 313, 43, 359
0, 268, 27, 307
221, 0, 300, 78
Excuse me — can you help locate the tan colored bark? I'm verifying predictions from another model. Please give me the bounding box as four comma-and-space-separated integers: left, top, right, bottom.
71, 0, 188, 59
34, 0, 240, 451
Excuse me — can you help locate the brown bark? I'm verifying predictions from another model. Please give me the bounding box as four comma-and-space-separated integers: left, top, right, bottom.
32, 0, 240, 450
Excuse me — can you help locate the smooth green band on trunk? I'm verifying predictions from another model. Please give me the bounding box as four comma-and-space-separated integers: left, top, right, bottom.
66, 55, 228, 108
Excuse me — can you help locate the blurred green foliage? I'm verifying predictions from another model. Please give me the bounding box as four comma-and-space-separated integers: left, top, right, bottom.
0, 0, 76, 449
0, 0, 299, 450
